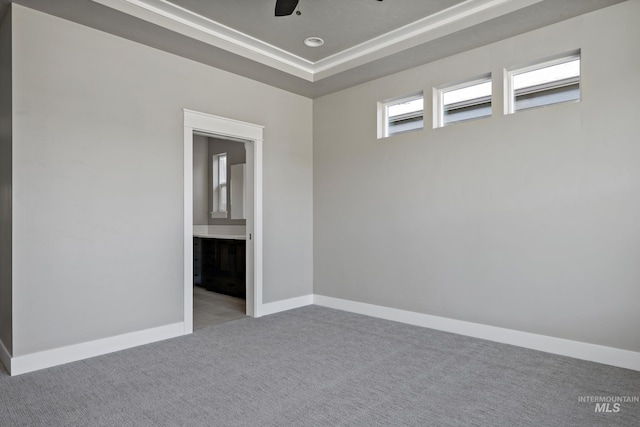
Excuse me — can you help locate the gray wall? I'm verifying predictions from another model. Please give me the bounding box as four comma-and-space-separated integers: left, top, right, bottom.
208, 137, 246, 226
0, 6, 12, 355
314, 1, 640, 352
11, 4, 313, 356
192, 135, 208, 226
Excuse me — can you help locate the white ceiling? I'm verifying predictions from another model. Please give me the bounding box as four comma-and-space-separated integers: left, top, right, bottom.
7, 0, 628, 97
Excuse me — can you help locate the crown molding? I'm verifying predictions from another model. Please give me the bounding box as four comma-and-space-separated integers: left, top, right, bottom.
92, 0, 316, 80
92, 0, 544, 82
313, 0, 544, 80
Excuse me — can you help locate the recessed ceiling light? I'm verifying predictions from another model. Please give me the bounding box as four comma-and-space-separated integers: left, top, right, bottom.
304, 37, 324, 48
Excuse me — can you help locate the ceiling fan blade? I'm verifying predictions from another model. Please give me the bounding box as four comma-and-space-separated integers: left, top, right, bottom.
275, 0, 299, 16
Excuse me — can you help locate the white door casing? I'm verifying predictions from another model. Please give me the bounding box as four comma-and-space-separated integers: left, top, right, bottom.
183, 109, 264, 333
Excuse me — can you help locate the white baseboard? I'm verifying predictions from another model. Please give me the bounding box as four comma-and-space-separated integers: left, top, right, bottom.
0, 338, 11, 374
7, 295, 639, 375
10, 322, 185, 376
313, 295, 640, 372
258, 294, 314, 317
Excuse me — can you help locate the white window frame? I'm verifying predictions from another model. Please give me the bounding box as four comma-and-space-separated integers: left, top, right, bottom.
377, 92, 424, 139
211, 152, 227, 218
433, 74, 492, 129
504, 50, 581, 115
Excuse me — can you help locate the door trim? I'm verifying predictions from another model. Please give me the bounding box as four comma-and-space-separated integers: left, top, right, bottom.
183, 109, 264, 333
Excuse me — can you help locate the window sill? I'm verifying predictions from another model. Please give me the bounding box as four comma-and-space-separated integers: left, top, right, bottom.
210, 212, 228, 219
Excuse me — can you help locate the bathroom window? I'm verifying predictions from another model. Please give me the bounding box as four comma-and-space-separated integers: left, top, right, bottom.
434, 75, 492, 128
506, 51, 580, 114
378, 92, 424, 138
211, 153, 227, 218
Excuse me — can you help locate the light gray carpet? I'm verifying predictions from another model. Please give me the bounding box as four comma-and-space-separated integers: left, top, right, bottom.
1, 306, 639, 426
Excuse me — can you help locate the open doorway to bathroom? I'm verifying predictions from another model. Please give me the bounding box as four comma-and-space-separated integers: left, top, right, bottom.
183, 109, 264, 334
192, 135, 247, 329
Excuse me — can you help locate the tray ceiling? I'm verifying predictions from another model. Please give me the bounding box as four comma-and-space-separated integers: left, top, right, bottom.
168, 0, 467, 62
8, 0, 628, 97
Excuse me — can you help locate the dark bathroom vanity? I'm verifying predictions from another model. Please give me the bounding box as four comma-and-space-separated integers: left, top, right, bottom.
193, 236, 246, 299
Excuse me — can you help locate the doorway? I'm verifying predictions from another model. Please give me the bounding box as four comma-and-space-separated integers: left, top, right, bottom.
192, 135, 247, 329
183, 109, 264, 334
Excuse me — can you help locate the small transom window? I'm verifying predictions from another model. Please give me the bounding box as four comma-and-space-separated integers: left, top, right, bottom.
378, 93, 424, 138
506, 51, 580, 114
434, 76, 492, 128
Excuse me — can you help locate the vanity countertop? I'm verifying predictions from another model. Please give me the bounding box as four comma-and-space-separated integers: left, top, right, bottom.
193, 232, 246, 240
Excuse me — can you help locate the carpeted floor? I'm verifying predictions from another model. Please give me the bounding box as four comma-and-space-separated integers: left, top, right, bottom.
1, 305, 639, 426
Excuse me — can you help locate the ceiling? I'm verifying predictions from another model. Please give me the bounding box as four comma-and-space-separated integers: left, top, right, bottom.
167, 0, 467, 62
5, 0, 627, 97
